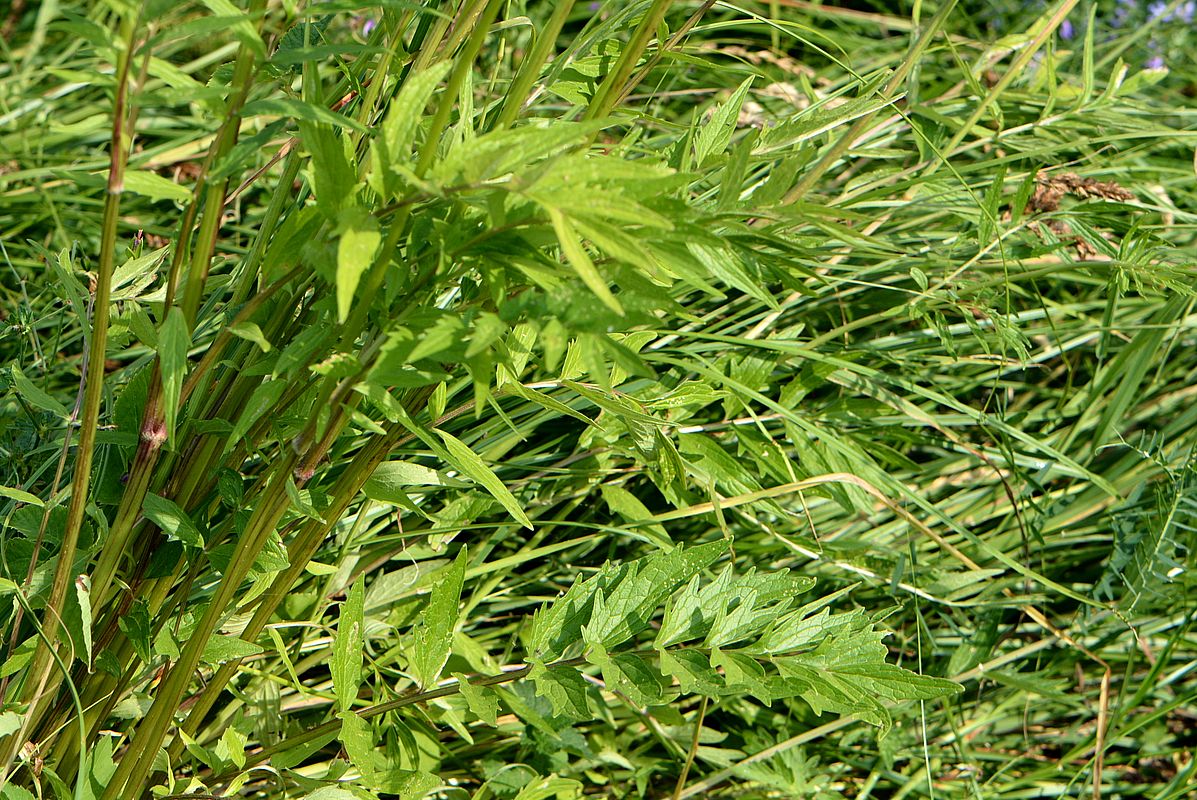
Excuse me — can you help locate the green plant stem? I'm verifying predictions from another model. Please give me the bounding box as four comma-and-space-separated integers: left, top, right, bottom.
102, 452, 298, 799
178, 265, 303, 406
7, 0, 140, 737
418, 0, 505, 179
294, 0, 503, 461
925, 0, 1079, 179
673, 695, 707, 800
169, 425, 407, 760
615, 0, 714, 111
89, 0, 274, 614
493, 0, 576, 129
178, 6, 266, 327
169, 384, 433, 758
216, 656, 591, 780
785, 0, 957, 203
228, 150, 304, 307
440, 0, 493, 60
583, 0, 672, 121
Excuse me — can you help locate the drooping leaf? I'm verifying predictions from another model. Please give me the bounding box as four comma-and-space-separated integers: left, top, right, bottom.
73, 575, 93, 666
10, 365, 67, 417
453, 672, 499, 726
242, 97, 368, 133
599, 653, 670, 707
142, 493, 203, 548
547, 208, 623, 315
200, 635, 264, 664
434, 430, 532, 529
119, 170, 192, 203
0, 486, 43, 507
227, 321, 271, 352
338, 710, 377, 783
227, 379, 286, 450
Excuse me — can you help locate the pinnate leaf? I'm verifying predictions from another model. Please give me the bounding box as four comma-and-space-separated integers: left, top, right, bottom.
583, 540, 728, 650
530, 663, 591, 720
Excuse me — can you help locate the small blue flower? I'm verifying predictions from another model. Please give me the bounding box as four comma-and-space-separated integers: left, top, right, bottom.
1145, 54, 1166, 69
1112, 0, 1135, 27
1060, 18, 1074, 39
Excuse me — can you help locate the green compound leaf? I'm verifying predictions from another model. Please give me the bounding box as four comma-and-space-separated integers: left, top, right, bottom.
530, 662, 591, 721
582, 540, 728, 650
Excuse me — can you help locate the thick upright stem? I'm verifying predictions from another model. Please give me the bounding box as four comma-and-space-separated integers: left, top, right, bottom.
102, 452, 298, 799
583, 0, 672, 122
493, 0, 576, 129
0, 5, 142, 783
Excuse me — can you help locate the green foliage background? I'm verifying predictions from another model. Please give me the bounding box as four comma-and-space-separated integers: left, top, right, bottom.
0, 1, 1195, 798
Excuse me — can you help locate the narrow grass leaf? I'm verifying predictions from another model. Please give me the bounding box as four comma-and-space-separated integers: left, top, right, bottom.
434, 430, 532, 528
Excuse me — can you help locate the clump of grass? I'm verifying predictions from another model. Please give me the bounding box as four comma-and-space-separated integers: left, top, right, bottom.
0, 1, 1195, 799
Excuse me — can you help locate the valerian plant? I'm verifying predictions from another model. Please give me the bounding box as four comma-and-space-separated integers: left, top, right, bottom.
0, 2, 963, 797
3, 0, 1196, 799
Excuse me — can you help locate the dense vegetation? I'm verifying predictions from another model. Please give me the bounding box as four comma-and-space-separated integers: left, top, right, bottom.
1, 1, 1194, 798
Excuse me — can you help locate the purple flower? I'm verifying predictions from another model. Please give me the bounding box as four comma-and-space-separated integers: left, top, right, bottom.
1112, 0, 1135, 27
1060, 18, 1074, 39
362, 17, 377, 36
1145, 54, 1166, 69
